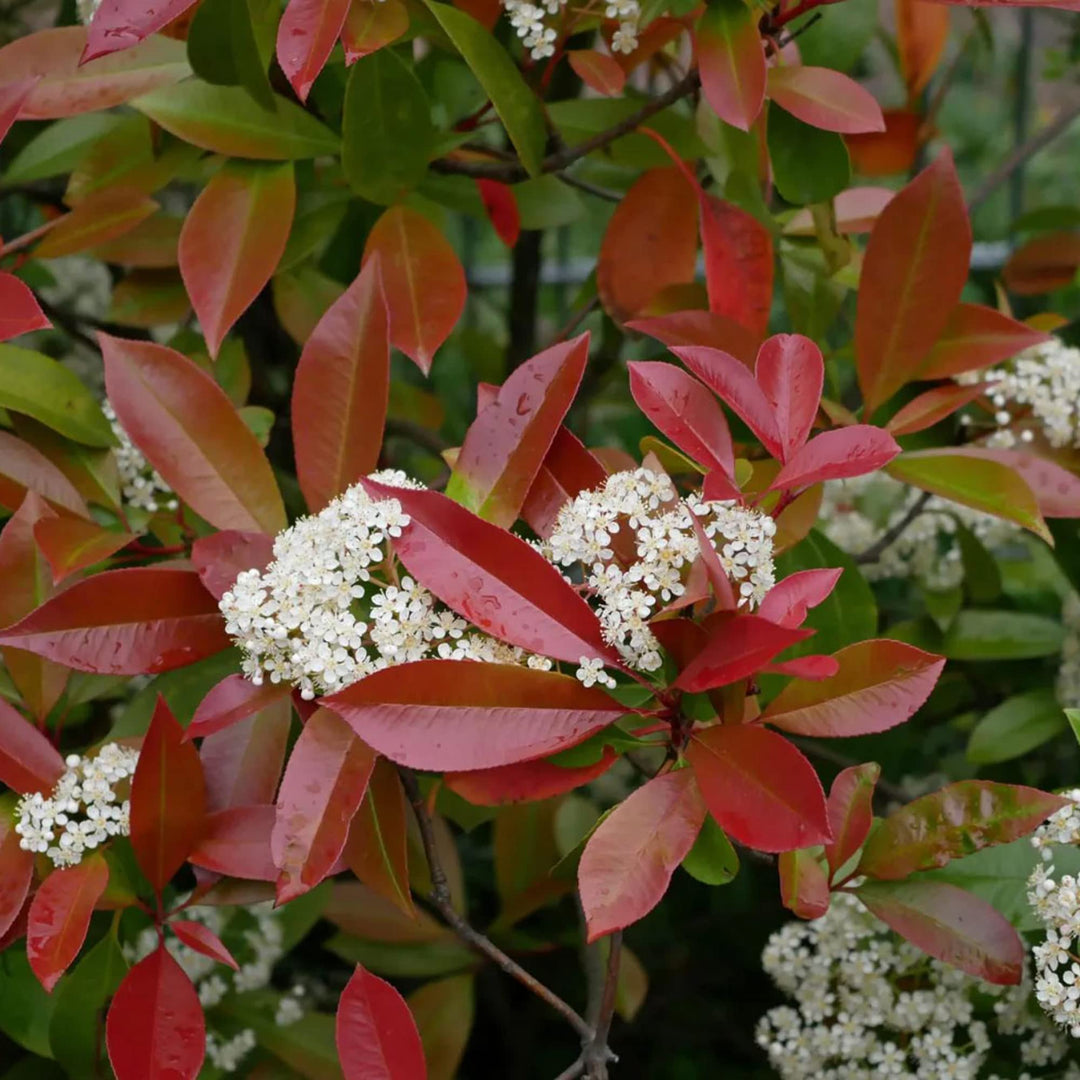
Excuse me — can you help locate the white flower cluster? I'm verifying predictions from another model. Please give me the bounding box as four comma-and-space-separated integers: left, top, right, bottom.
502, 0, 638, 59
758, 892, 1072, 1079
959, 338, 1080, 451
544, 469, 776, 674
14, 744, 137, 868
1058, 594, 1080, 710
819, 474, 1020, 591
103, 400, 178, 515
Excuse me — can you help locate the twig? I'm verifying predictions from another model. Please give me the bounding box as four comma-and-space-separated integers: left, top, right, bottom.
555, 172, 622, 203
854, 490, 932, 564
582, 932, 622, 1079
398, 768, 595, 1043
552, 296, 600, 345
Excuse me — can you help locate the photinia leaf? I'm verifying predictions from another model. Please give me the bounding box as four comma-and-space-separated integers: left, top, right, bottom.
855, 879, 1023, 985
84, 0, 198, 61
277, 0, 351, 101
520, 427, 608, 540
951, 447, 1080, 519
0, 813, 34, 940
34, 188, 158, 260
0, 567, 230, 675
769, 426, 900, 491
476, 179, 521, 247
409, 974, 474, 1080
188, 804, 278, 880
102, 335, 286, 533
754, 334, 824, 461
824, 762, 880, 876
918, 302, 1050, 380
186, 0, 277, 110
0, 431, 90, 519
695, 0, 766, 131
170, 920, 239, 970
272, 707, 377, 904
885, 382, 988, 436
579, 769, 706, 941
1002, 232, 1080, 295
778, 848, 830, 918
200, 696, 292, 811
27, 854, 109, 992
361, 206, 466, 375
628, 311, 760, 368
765, 654, 839, 679
782, 186, 894, 236
0, 273, 50, 342
336, 964, 427, 1080
32, 515, 134, 584
688, 724, 830, 852
758, 568, 843, 628
567, 50, 626, 96
767, 107, 851, 207
0, 78, 39, 151
445, 750, 617, 806
178, 161, 295, 359
106, 944, 206, 1079
766, 66, 884, 134
0, 695, 65, 794
445, 335, 589, 527
858, 781, 1068, 880
187, 673, 292, 740
325, 661, 625, 770
191, 529, 274, 600
895, 0, 949, 97
342, 0, 409, 61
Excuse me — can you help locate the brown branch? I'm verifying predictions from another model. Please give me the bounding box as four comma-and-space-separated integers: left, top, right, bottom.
555, 173, 622, 203
556, 930, 621, 1080
854, 490, 932, 565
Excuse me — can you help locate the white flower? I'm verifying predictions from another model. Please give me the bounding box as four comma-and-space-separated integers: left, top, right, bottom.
103, 400, 178, 515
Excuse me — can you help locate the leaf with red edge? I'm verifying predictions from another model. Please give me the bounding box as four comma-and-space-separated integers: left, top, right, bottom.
953, 447, 1080, 519
824, 762, 880, 877
765, 654, 839, 679
758, 568, 843, 628
325, 661, 625, 770
0, 432, 89, 519
188, 805, 277, 880
445, 335, 589, 527
688, 724, 830, 852
277, 0, 351, 101
579, 769, 706, 941
754, 334, 824, 461
102, 335, 285, 533
859, 781, 1068, 881
628, 361, 735, 477
699, 195, 774, 338
918, 302, 1051, 380
191, 530, 274, 601
856, 879, 1023, 985
597, 167, 698, 323
342, 0, 409, 62
0, 568, 229, 675
445, 750, 617, 806
0, 813, 34, 940
778, 848, 830, 919
629, 312, 760, 369
896, 0, 949, 97
200, 697, 292, 812
33, 515, 133, 584
567, 49, 626, 96
885, 382, 987, 436
768, 66, 884, 134
688, 514, 738, 608
272, 707, 376, 904
84, 0, 198, 62
35, 188, 159, 260
362, 479, 618, 664
763, 639, 944, 737
855, 152, 971, 413
476, 179, 520, 247
770, 426, 900, 491
27, 854, 109, 992
337, 964, 427, 1080
292, 258, 389, 512
0, 77, 38, 150
0, 696, 65, 794
783, 187, 894, 236
170, 920, 239, 970
0, 272, 50, 342
187, 674, 291, 741
107, 943, 206, 1079
695, 0, 766, 131
361, 205, 465, 375
179, 161, 295, 359
131, 697, 206, 892
520, 427, 607, 540
1002, 232, 1080, 295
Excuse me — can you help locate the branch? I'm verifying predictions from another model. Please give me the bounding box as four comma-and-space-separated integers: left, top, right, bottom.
854, 490, 932, 565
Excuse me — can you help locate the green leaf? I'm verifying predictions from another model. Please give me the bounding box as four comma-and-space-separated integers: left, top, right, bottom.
955, 519, 1002, 603
326, 932, 476, 978
133, 80, 339, 161
0, 346, 115, 447
681, 815, 739, 885
0, 949, 57, 1056
793, 0, 877, 72
342, 48, 435, 205
967, 689, 1066, 765
514, 175, 584, 229
5, 114, 122, 184
767, 105, 850, 206
942, 610, 1065, 661
187, 0, 277, 110
423, 1, 546, 177
1068, 708, 1080, 747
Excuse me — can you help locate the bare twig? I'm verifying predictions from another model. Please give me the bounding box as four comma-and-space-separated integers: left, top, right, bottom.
552, 296, 600, 345
854, 490, 932, 565
555, 172, 622, 203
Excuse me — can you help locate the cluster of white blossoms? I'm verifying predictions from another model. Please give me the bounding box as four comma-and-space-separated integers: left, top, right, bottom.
14, 744, 137, 868
103, 400, 178, 516
544, 469, 776, 673
757, 892, 1073, 1080
502, 0, 639, 59
126, 902, 305, 1073
1058, 594, 1080, 710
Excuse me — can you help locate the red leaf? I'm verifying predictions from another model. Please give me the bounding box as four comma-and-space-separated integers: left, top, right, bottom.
1002, 232, 1080, 295
188, 805, 278, 881
187, 674, 291, 741
277, 0, 351, 101
695, 0, 766, 131
191, 530, 274, 601
0, 271, 50, 342
0, 568, 229, 675
754, 334, 823, 461
476, 179, 521, 247
778, 849, 830, 919
896, 0, 949, 97
520, 427, 608, 540
628, 311, 760, 368
272, 707, 375, 903
84, 0, 197, 61
0, 431, 90, 519
673, 615, 813, 693
0, 77, 38, 150
856, 880, 1023, 984
700, 195, 774, 338
292, 258, 389, 512
32, 516, 134, 584
170, 919, 238, 970
628, 361, 735, 476
783, 186, 894, 236
179, 162, 295, 359
106, 944, 206, 1079
0, 812, 35, 940
363, 479, 617, 665
200, 697, 292, 812
445, 335, 589, 527
688, 724, 830, 852
337, 964, 427, 1080
824, 762, 880, 876
763, 639, 944, 737
846, 108, 921, 177
769, 426, 900, 491
35, 188, 159, 260
758, 568, 843, 628
102, 335, 286, 533
325, 660, 625, 770
888, 382, 987, 436
579, 770, 706, 941
567, 49, 626, 96
952, 447, 1080, 519
445, 750, 617, 806
764, 654, 839, 679
855, 152, 971, 412
919, 302, 1051, 380
0, 696, 65, 794
342, 0, 409, 62
767, 66, 884, 134
27, 854, 109, 992
361, 205, 466, 375
688, 514, 738, 608
131, 698, 206, 892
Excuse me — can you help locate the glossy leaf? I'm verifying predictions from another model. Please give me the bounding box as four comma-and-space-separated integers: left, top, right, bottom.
757, 568, 843, 629
273, 708, 377, 903
767, 107, 851, 206
918, 302, 1050, 380
754, 334, 823, 461
191, 529, 274, 600
188, 804, 278, 880
0, 77, 38, 151
886, 382, 988, 436
0, 814, 34, 940
0, 696, 64, 795
409, 975, 473, 1080
763, 639, 944, 737
1002, 232, 1080, 295
767, 66, 883, 134
33, 515, 134, 584
688, 724, 831, 852
783, 186, 894, 235
695, 0, 766, 131
27, 855, 109, 992
325, 661, 624, 770
943, 609, 1065, 661
699, 195, 774, 338
895, 0, 949, 96
277, 0, 351, 100
955, 447, 1080, 519
579, 769, 706, 941
187, 674, 290, 742
680, 814, 739, 885
342, 0, 409, 61
778, 848, 830, 918
568, 50, 626, 96
35, 188, 158, 260
770, 426, 901, 491
0, 431, 89, 518
824, 763, 880, 876
476, 179, 521, 247
200, 696, 292, 811
520, 427, 607, 539
0, 274, 50, 342
102, 335, 286, 533
336, 964, 427, 1080
629, 311, 759, 367
170, 921, 239, 970
361, 206, 466, 375
84, 0, 198, 61
187, 0, 276, 109
967, 690, 1066, 766
445, 751, 617, 806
